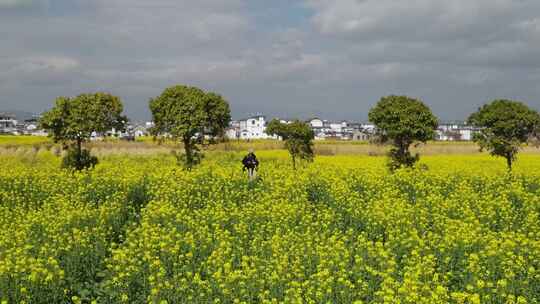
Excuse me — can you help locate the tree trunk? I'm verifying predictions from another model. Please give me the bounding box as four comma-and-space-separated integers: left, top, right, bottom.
400, 144, 407, 160
397, 140, 407, 163
76, 137, 82, 169
506, 154, 513, 172
292, 154, 296, 170
183, 137, 193, 169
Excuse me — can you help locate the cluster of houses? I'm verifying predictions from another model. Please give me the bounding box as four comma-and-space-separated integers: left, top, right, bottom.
225, 115, 377, 141
0, 111, 477, 142
225, 115, 477, 141
0, 111, 151, 139
0, 112, 47, 136
435, 122, 476, 141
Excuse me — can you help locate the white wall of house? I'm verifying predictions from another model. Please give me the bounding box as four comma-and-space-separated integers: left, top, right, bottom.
134, 130, 146, 137
0, 118, 17, 130
238, 116, 272, 139
329, 123, 343, 133
26, 124, 37, 131
226, 128, 239, 139
460, 129, 473, 141
310, 118, 324, 128
361, 124, 375, 132
279, 119, 292, 124
436, 127, 474, 141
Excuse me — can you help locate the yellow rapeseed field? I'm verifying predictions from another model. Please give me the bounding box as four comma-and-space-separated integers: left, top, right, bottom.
1, 151, 540, 303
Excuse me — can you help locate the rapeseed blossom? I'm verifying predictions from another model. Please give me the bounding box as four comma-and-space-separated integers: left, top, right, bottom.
1, 152, 540, 302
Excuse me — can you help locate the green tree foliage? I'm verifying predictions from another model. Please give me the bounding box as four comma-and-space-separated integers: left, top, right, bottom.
369, 95, 438, 171
40, 93, 127, 170
266, 119, 315, 170
149, 85, 231, 169
468, 99, 540, 171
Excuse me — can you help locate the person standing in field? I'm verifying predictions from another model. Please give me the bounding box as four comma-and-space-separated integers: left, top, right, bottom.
242, 149, 259, 181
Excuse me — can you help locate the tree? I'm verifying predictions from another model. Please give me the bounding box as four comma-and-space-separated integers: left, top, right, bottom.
368, 95, 438, 171
266, 119, 314, 170
468, 99, 540, 171
149, 85, 231, 169
40, 93, 127, 170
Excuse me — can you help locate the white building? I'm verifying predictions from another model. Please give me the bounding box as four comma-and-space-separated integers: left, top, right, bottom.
307, 118, 326, 140
239, 115, 271, 139
329, 122, 344, 133
225, 121, 240, 139
0, 113, 17, 134
279, 119, 293, 124
436, 122, 476, 141
309, 118, 324, 128
25, 124, 37, 131
226, 115, 275, 140
360, 124, 376, 133
133, 126, 147, 137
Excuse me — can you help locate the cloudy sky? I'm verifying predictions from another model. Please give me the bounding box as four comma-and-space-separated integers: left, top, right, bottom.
1, 0, 539, 121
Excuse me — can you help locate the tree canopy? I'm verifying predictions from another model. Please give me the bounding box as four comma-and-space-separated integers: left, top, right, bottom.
368, 95, 438, 170
149, 85, 231, 169
266, 119, 315, 170
40, 93, 126, 144
468, 99, 540, 171
40, 93, 127, 170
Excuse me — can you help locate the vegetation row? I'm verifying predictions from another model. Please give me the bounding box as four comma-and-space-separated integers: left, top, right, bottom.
39, 85, 540, 172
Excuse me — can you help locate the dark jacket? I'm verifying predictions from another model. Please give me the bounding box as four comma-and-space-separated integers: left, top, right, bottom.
242, 153, 259, 169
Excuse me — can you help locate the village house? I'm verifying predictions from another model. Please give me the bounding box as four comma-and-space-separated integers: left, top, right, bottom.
0, 112, 17, 133
307, 118, 369, 140
307, 118, 325, 139
352, 130, 371, 141
436, 122, 476, 141
132, 125, 148, 137
309, 118, 324, 128
225, 121, 241, 139
226, 115, 275, 140
241, 115, 270, 139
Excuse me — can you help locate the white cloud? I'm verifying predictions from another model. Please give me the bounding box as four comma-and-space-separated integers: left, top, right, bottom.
306, 0, 532, 39
14, 56, 80, 73
94, 0, 248, 44
1, 0, 540, 120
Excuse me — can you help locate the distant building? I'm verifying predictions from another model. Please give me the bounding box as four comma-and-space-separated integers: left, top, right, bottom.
329, 122, 344, 133
227, 114, 275, 140
309, 118, 324, 128
0, 112, 17, 134
278, 119, 293, 124
225, 121, 241, 139
436, 122, 476, 141
133, 125, 148, 137
360, 123, 376, 133
25, 124, 38, 131
352, 130, 371, 141
221, 114, 478, 142
310, 120, 364, 140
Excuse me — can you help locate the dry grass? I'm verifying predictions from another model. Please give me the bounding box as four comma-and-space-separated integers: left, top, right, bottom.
1, 136, 539, 156
0, 135, 51, 146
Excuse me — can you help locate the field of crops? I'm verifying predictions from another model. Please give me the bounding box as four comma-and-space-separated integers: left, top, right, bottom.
1, 150, 540, 303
